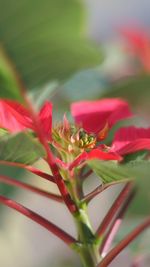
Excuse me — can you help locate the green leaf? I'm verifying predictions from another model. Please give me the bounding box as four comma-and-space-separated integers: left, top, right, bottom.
124, 150, 148, 163
87, 160, 131, 185
88, 159, 150, 215
0, 0, 101, 89
125, 161, 150, 215
0, 132, 45, 165
0, 128, 9, 137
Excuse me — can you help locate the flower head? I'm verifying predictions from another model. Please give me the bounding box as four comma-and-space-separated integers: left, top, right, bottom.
1, 97, 150, 169
52, 98, 132, 166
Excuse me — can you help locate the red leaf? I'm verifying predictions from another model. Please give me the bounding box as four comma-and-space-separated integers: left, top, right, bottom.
111, 126, 150, 155
87, 149, 122, 161
38, 101, 52, 140
0, 99, 32, 132
71, 98, 132, 134
0, 99, 53, 140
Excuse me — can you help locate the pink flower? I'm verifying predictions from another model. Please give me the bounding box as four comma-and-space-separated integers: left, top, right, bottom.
0, 99, 52, 139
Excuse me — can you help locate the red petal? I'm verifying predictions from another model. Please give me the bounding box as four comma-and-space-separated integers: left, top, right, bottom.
69, 149, 122, 170
0, 100, 32, 132
71, 98, 132, 134
39, 101, 52, 140
87, 149, 122, 161
121, 27, 150, 72
111, 126, 150, 155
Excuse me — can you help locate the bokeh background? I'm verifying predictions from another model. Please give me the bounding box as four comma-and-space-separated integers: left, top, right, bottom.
0, 0, 150, 266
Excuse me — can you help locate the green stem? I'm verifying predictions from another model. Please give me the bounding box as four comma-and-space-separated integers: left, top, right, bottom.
79, 246, 99, 267
64, 169, 100, 267
74, 203, 101, 267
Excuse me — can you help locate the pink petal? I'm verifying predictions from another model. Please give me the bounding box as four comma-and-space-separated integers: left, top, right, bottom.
0, 100, 32, 133
111, 126, 150, 155
39, 101, 52, 140
71, 98, 132, 134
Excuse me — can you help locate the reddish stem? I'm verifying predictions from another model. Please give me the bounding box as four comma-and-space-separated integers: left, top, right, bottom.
100, 189, 136, 256
96, 182, 133, 238
0, 195, 76, 246
83, 182, 122, 204
22, 94, 77, 214
0, 160, 55, 183
98, 217, 150, 267
0, 175, 63, 202
2, 50, 77, 214
26, 166, 55, 182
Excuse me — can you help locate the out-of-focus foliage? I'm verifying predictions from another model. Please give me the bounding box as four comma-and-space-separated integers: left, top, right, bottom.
62, 69, 108, 101
0, 0, 101, 90
0, 49, 23, 101
114, 218, 150, 258
102, 75, 150, 106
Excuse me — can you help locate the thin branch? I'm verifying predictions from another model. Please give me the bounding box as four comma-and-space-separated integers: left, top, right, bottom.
80, 169, 93, 180
83, 182, 122, 204
0, 160, 55, 183
82, 184, 109, 203
96, 182, 133, 238
100, 189, 136, 257
0, 175, 63, 203
97, 217, 150, 267
0, 195, 76, 246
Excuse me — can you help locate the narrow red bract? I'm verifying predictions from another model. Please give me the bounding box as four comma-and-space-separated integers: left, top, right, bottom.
0, 99, 52, 139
